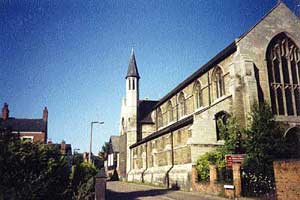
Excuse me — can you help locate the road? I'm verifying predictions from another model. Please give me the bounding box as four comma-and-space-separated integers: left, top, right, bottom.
106, 181, 227, 200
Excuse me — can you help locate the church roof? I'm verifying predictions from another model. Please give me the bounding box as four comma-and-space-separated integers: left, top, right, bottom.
138, 100, 158, 124
131, 115, 193, 148
153, 2, 290, 109
0, 118, 47, 132
126, 49, 140, 79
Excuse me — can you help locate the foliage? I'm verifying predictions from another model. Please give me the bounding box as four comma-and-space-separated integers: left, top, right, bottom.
0, 129, 70, 199
196, 102, 298, 189
0, 129, 98, 200
242, 102, 297, 196
70, 162, 97, 199
218, 117, 244, 154
196, 116, 241, 182
196, 151, 225, 181
98, 142, 109, 161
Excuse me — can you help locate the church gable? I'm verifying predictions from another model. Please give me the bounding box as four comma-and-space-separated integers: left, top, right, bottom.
237, 2, 300, 59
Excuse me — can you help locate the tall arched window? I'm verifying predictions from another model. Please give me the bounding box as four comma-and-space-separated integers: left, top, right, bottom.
157, 107, 163, 128
167, 101, 173, 123
215, 111, 229, 141
193, 81, 203, 109
267, 33, 300, 116
213, 67, 225, 99
178, 92, 186, 118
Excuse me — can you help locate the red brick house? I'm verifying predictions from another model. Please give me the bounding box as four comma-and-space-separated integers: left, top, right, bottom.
0, 103, 48, 143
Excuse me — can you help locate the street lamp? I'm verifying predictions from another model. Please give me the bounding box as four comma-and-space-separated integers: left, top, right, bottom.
89, 121, 104, 163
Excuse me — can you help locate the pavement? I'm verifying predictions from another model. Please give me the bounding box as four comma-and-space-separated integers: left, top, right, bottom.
106, 181, 229, 200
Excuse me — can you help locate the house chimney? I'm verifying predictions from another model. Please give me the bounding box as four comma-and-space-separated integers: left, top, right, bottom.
43, 107, 48, 122
61, 140, 66, 155
2, 103, 9, 120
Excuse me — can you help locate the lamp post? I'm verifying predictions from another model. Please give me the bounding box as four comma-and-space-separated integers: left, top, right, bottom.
89, 121, 104, 163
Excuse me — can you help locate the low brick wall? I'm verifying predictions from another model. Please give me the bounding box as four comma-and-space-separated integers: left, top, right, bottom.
191, 165, 224, 195
273, 159, 300, 200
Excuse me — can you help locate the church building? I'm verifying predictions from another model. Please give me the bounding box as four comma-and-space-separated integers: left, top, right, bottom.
118, 2, 300, 190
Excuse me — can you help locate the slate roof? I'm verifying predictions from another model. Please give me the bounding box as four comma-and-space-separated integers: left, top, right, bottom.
153, 2, 287, 109
110, 136, 120, 153
138, 100, 158, 124
126, 49, 140, 79
0, 118, 47, 132
131, 115, 193, 148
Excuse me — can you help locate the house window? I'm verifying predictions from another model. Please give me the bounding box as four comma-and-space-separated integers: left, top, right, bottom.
178, 92, 186, 118
193, 81, 203, 109
21, 136, 33, 142
167, 101, 173, 123
213, 67, 225, 99
267, 33, 300, 116
215, 111, 229, 140
157, 107, 163, 128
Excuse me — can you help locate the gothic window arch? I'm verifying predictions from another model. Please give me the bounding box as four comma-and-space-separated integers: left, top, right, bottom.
267, 33, 300, 116
167, 101, 173, 123
178, 92, 186, 118
193, 81, 203, 109
215, 111, 229, 141
157, 107, 163, 128
213, 66, 225, 99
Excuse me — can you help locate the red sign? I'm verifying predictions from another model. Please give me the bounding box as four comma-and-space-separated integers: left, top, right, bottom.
225, 154, 246, 169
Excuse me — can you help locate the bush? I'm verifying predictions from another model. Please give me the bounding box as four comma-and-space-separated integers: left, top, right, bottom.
196, 151, 224, 181
0, 130, 70, 199
0, 129, 98, 200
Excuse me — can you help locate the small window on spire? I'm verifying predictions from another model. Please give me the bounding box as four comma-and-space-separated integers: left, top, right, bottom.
133, 79, 135, 90
129, 79, 131, 90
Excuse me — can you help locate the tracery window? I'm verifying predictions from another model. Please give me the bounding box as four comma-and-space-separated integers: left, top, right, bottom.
157, 107, 163, 128
193, 81, 203, 109
167, 101, 173, 123
213, 67, 225, 99
178, 92, 186, 118
267, 33, 300, 116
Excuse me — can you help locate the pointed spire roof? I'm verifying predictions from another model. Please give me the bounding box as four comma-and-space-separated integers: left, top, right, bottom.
126, 48, 140, 79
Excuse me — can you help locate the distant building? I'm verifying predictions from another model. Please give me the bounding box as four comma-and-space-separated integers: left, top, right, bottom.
48, 140, 72, 156
0, 103, 48, 143
104, 136, 120, 180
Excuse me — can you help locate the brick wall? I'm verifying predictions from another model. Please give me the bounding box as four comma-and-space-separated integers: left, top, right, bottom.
20, 132, 46, 143
273, 159, 300, 200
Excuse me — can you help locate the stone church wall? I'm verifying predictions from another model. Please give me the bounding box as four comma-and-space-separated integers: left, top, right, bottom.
237, 3, 300, 126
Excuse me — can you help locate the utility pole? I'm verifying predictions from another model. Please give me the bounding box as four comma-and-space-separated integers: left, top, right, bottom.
89, 121, 104, 163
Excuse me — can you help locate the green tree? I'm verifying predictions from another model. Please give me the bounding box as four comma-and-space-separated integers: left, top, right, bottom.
0, 129, 70, 199
98, 142, 109, 161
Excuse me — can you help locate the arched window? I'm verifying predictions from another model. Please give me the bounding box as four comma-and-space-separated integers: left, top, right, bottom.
167, 101, 173, 123
178, 92, 186, 118
213, 67, 225, 99
193, 81, 203, 109
284, 127, 300, 158
157, 107, 163, 128
267, 33, 300, 116
215, 111, 229, 141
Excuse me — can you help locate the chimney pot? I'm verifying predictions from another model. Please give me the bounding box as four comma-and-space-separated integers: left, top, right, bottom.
43, 107, 48, 122
2, 103, 9, 120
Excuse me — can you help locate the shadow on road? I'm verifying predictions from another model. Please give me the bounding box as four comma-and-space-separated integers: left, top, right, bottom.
106, 188, 173, 200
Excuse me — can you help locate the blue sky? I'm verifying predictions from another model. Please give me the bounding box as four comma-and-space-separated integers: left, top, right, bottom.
1, 0, 299, 154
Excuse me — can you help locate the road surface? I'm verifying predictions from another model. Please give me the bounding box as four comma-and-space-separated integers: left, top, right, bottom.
106, 181, 227, 200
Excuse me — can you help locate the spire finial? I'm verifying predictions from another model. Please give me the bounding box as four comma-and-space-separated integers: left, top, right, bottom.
126, 49, 140, 79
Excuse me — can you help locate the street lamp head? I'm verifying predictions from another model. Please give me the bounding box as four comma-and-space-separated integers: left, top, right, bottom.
92, 121, 104, 124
